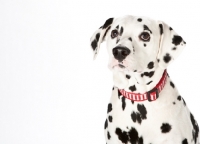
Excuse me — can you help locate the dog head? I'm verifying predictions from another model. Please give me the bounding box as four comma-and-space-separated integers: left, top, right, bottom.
90, 15, 186, 73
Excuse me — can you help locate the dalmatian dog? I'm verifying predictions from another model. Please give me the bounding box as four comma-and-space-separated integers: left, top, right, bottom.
90, 15, 199, 144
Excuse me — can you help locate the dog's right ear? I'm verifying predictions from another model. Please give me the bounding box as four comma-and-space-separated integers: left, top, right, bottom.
90, 18, 114, 60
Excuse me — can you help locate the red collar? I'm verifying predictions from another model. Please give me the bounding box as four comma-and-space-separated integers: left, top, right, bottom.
119, 70, 167, 102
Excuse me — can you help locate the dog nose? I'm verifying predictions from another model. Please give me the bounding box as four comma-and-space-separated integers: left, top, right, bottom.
112, 46, 130, 62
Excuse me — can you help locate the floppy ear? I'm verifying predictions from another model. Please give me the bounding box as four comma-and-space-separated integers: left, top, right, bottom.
90, 18, 114, 60
157, 21, 186, 69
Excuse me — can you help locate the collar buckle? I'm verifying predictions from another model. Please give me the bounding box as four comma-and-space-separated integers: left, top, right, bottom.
147, 88, 159, 102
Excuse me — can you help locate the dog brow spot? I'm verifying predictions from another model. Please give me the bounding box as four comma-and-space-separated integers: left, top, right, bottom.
144, 25, 152, 34
116, 25, 119, 29
120, 26, 124, 36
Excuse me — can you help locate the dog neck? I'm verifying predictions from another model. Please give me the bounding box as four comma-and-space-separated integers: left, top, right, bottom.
113, 66, 166, 94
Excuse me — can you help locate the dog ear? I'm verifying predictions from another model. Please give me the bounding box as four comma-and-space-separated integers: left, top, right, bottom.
90, 18, 114, 60
157, 21, 186, 69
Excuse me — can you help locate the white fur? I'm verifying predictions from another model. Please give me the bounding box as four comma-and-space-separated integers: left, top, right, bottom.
90, 15, 199, 144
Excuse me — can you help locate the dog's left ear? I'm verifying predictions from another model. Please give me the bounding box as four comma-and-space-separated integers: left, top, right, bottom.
90, 18, 114, 60
157, 21, 186, 69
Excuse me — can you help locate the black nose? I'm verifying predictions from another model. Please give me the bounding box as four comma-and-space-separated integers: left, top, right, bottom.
112, 46, 130, 62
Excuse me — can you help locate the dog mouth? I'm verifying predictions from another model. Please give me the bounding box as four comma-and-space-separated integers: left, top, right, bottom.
112, 64, 127, 71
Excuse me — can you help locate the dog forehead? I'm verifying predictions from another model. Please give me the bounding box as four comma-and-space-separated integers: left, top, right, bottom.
112, 16, 157, 31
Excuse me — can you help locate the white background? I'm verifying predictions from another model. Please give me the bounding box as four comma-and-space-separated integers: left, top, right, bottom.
0, 0, 200, 144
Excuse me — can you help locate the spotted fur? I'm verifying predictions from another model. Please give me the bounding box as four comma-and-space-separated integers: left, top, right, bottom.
90, 15, 199, 144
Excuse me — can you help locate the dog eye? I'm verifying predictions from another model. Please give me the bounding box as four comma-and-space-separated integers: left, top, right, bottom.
111, 30, 119, 38
139, 32, 150, 41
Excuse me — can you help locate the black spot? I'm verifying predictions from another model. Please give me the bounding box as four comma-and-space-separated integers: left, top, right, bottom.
128, 37, 132, 41
122, 97, 126, 111
146, 81, 152, 85
170, 81, 175, 88
99, 26, 102, 29
184, 41, 186, 44
144, 25, 152, 34
128, 127, 139, 144
160, 123, 172, 133
131, 111, 142, 124
118, 90, 122, 99
163, 53, 171, 63
138, 137, 143, 144
112, 87, 114, 90
143, 71, 155, 78
107, 103, 112, 113
159, 24, 163, 35
172, 47, 176, 50
131, 100, 134, 104
91, 40, 97, 51
96, 33, 100, 42
136, 112, 142, 124
141, 74, 144, 77
129, 85, 136, 92
149, 71, 155, 77
177, 95, 182, 101
147, 61, 154, 69
143, 72, 149, 76
116, 127, 141, 144
134, 70, 137, 72
169, 27, 173, 30
104, 119, 108, 129
115, 128, 129, 144
126, 75, 131, 79
103, 26, 111, 40
190, 113, 199, 143
182, 138, 188, 144
131, 111, 137, 122
107, 131, 111, 140
172, 35, 183, 46
182, 98, 186, 106
103, 18, 114, 29
116, 25, 119, 29
108, 116, 113, 122
120, 27, 124, 36
137, 104, 147, 119
157, 59, 160, 63
116, 39, 120, 44
144, 43, 146, 47
173, 102, 176, 105
137, 18, 142, 22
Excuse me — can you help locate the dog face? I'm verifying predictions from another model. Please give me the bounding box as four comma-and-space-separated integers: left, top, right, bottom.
90, 15, 186, 73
